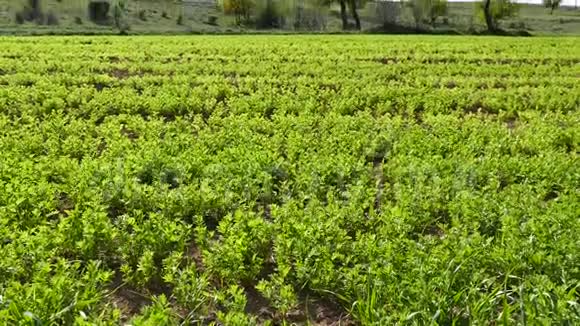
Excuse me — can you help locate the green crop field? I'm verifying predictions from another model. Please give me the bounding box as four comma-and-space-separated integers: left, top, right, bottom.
0, 35, 579, 325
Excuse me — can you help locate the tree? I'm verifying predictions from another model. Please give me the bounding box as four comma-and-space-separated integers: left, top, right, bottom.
306, 0, 358, 30
410, 0, 426, 28
373, 1, 401, 26
256, 0, 285, 28
429, 0, 448, 25
543, 0, 561, 14
113, 0, 130, 34
481, 0, 518, 33
222, 0, 255, 24
339, 0, 348, 30
409, 0, 447, 27
483, 0, 495, 32
28, 0, 41, 19
291, 0, 328, 30
337, 0, 362, 30
339, 0, 348, 29
15, 0, 43, 23
88, 0, 111, 24
347, 0, 361, 30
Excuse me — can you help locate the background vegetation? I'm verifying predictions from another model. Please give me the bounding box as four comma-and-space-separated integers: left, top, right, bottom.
0, 0, 579, 35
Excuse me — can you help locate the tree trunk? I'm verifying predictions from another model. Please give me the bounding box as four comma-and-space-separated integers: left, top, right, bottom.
340, 0, 348, 30
29, 0, 41, 20
348, 0, 361, 30
483, 0, 495, 33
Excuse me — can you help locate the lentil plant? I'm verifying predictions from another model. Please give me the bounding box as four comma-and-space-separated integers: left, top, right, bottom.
0, 35, 579, 325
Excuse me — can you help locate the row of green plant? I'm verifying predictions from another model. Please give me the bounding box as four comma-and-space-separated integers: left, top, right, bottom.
0, 36, 579, 324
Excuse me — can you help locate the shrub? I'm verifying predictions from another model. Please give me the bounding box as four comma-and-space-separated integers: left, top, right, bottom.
177, 14, 183, 25
508, 20, 526, 29
74, 16, 83, 24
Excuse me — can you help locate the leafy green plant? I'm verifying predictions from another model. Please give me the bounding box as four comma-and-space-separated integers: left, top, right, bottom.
0, 35, 578, 326
204, 211, 273, 284
0, 260, 113, 325
214, 285, 259, 325
129, 295, 179, 326
256, 275, 298, 318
